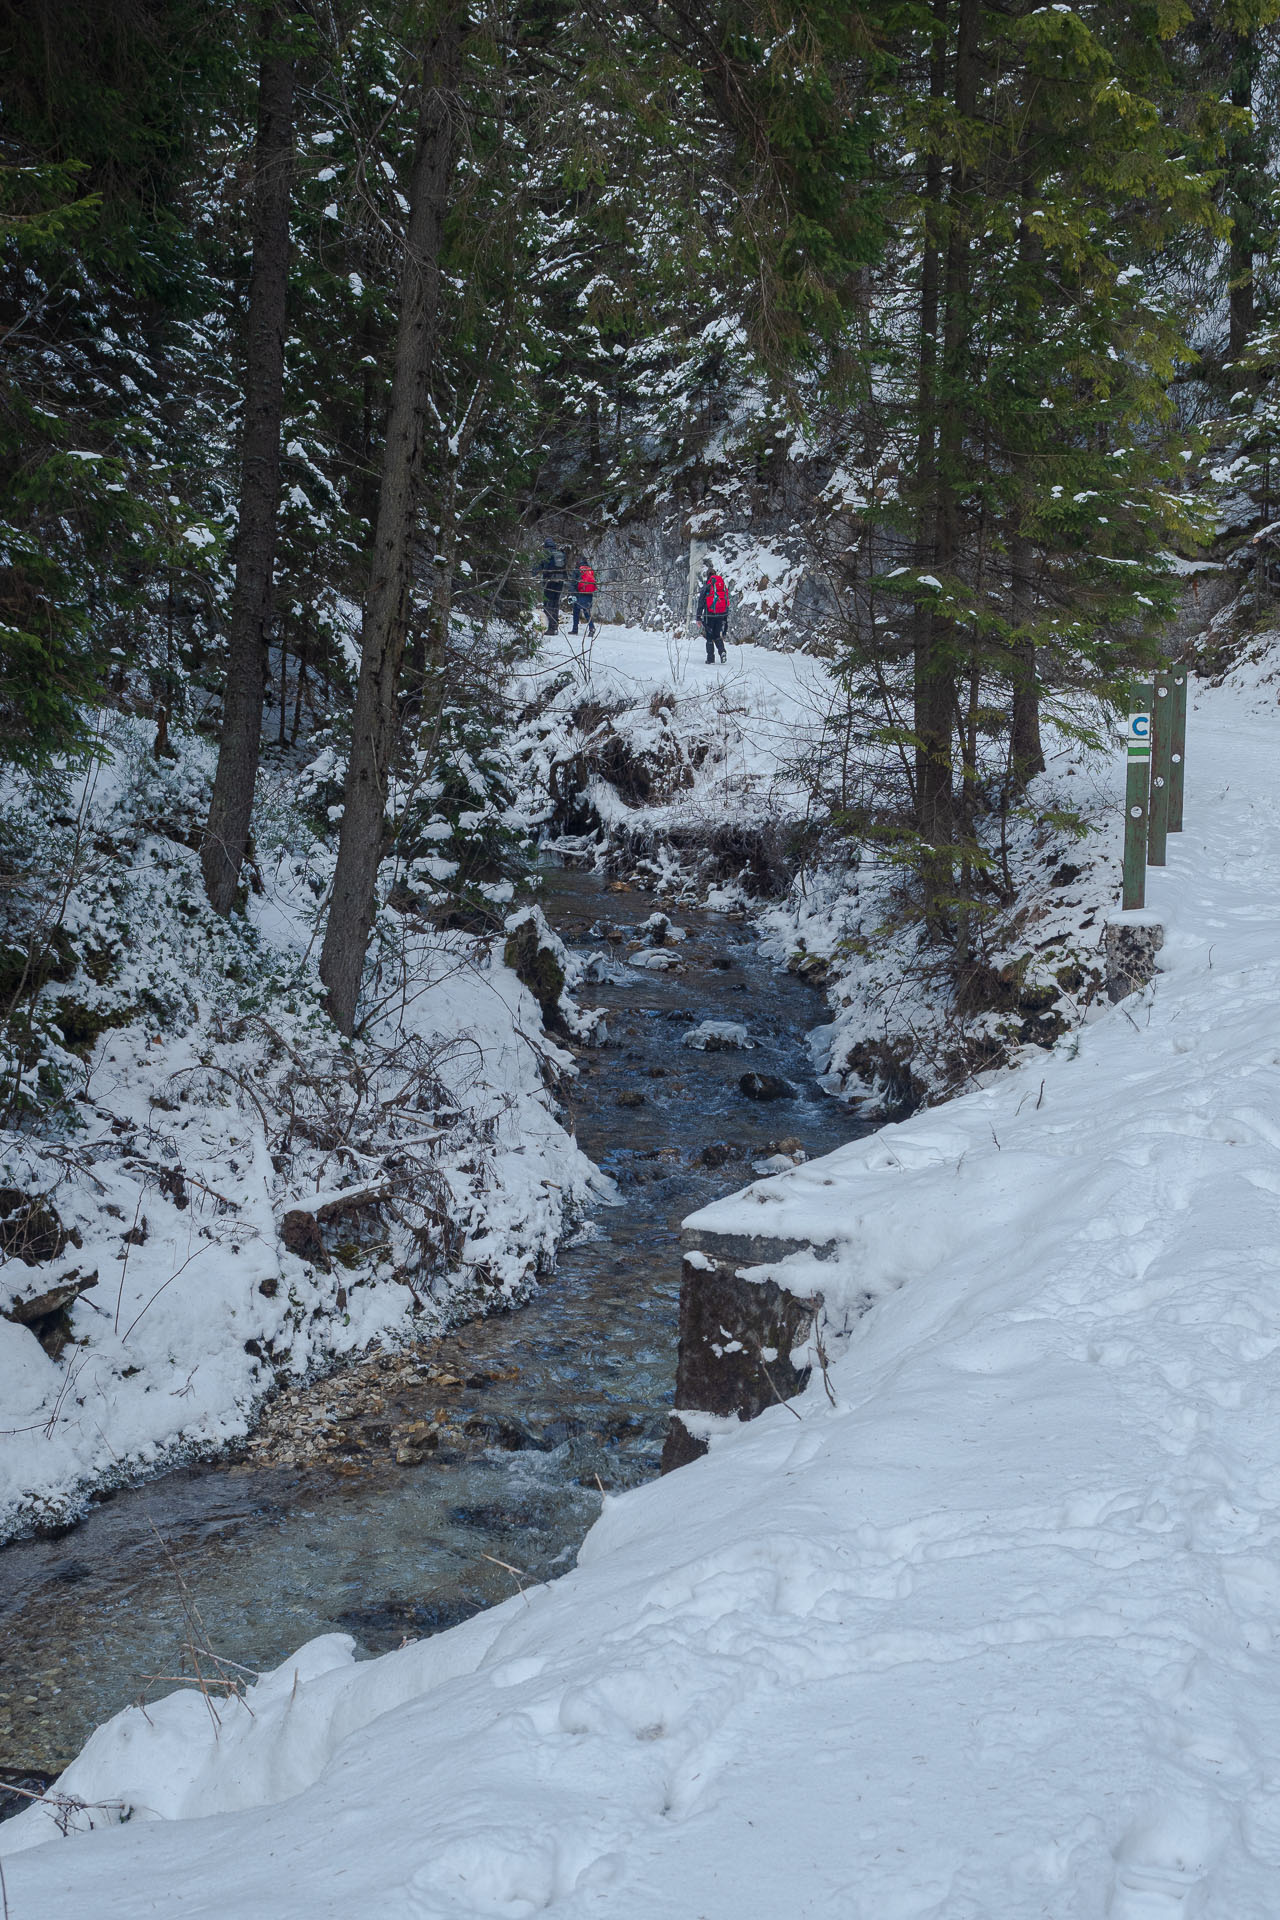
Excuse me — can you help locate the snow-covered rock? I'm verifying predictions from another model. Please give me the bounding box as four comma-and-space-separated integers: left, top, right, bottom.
627, 948, 683, 972
680, 1020, 752, 1051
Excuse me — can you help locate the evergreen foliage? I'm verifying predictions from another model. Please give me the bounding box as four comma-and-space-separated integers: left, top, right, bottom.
2, 0, 1279, 1011
0, 0, 232, 768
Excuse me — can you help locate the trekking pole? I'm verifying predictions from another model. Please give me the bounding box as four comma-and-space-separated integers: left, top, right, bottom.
1147, 667, 1173, 867
1167, 664, 1188, 832
1122, 680, 1153, 911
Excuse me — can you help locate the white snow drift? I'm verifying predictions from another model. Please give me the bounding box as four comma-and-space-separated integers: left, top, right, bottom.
7, 662, 1280, 1913
0, 719, 603, 1540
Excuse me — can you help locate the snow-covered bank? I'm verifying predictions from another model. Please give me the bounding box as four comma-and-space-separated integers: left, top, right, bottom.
515, 621, 1125, 1111
7, 667, 1280, 1912
0, 719, 602, 1542
513, 621, 833, 860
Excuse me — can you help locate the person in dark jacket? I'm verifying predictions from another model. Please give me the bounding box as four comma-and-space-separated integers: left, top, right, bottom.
697, 560, 729, 663
538, 539, 567, 632
570, 558, 597, 636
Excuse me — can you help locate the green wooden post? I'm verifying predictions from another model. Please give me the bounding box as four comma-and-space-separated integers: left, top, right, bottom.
1167, 665, 1187, 832
1122, 681, 1152, 911
1147, 668, 1172, 867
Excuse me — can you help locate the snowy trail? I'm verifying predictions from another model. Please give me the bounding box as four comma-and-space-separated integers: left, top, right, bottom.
525, 622, 834, 713
8, 669, 1280, 1914
518, 623, 837, 826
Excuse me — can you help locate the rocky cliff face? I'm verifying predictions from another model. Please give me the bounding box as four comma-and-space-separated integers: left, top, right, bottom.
661, 1244, 821, 1471
537, 462, 840, 649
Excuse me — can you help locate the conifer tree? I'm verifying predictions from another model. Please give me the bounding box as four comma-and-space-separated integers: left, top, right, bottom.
202, 6, 303, 914
319, 4, 465, 1034
0, 0, 228, 770
858, 0, 1219, 936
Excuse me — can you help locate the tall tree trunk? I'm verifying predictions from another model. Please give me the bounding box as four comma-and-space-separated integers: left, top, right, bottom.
1009, 176, 1044, 789
319, 12, 463, 1035
915, 0, 980, 937
1008, 526, 1043, 786
418, 471, 456, 733
417, 367, 496, 759
291, 649, 307, 744
277, 627, 289, 746
911, 0, 946, 859
1227, 27, 1258, 368
201, 14, 295, 914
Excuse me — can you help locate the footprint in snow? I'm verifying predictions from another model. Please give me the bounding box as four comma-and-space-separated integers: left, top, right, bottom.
1108, 1800, 1220, 1917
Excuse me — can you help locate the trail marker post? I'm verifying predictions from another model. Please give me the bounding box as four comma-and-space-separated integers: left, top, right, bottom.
1167, 665, 1187, 833
1122, 681, 1152, 910
1147, 669, 1173, 867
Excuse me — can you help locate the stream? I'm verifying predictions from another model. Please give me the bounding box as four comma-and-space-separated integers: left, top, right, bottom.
0, 869, 868, 1787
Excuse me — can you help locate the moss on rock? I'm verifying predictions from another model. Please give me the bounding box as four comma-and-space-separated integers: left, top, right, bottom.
503, 915, 568, 1034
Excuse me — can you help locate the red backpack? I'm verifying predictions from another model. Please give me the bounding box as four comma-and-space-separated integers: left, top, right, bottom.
578, 565, 596, 594
705, 573, 727, 616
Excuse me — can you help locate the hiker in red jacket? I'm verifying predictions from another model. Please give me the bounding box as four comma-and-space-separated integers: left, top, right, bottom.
570, 558, 597, 637
697, 561, 729, 663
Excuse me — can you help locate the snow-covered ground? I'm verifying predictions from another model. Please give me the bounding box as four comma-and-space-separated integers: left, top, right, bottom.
514, 620, 1124, 1109
514, 621, 836, 841
0, 620, 893, 1543
7, 664, 1280, 1912
0, 719, 602, 1541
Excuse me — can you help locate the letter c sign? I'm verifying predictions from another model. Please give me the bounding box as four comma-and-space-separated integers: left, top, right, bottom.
1127, 710, 1151, 760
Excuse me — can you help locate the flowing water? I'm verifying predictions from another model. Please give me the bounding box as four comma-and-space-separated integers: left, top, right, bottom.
0, 871, 867, 1781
